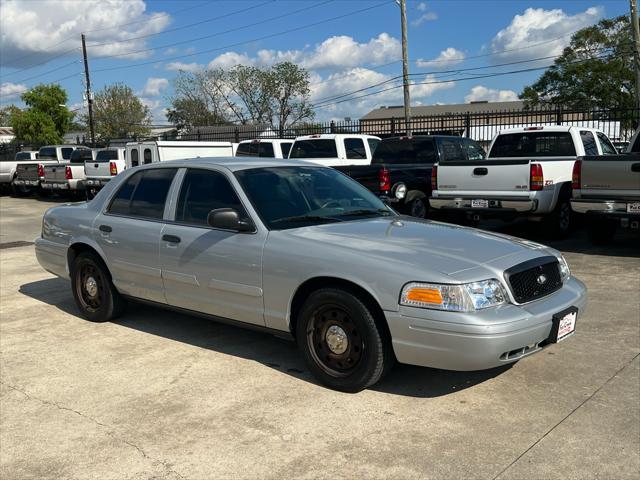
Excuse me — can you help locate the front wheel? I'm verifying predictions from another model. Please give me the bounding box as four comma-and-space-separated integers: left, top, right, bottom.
71, 252, 125, 322
296, 288, 394, 392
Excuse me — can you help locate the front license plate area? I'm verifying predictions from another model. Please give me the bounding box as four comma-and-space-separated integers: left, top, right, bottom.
627, 202, 640, 213
471, 199, 488, 208
549, 307, 578, 343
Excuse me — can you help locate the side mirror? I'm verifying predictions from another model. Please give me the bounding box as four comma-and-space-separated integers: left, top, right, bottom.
207, 208, 254, 232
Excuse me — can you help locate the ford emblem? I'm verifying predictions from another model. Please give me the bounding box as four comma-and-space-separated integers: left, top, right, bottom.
536, 274, 547, 285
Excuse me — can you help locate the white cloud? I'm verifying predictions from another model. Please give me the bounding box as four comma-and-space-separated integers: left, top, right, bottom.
417, 2, 428, 12
0, 0, 171, 68
165, 61, 203, 72
411, 12, 438, 27
208, 52, 255, 69
464, 85, 519, 103
139, 77, 168, 96
491, 6, 603, 63
416, 47, 465, 69
139, 97, 166, 123
0, 82, 28, 99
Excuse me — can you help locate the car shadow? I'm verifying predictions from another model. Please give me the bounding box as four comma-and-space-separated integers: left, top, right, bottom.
19, 278, 510, 398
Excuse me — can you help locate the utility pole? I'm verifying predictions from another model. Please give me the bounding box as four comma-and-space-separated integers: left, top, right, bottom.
631, 0, 640, 111
81, 33, 95, 145
399, 0, 412, 136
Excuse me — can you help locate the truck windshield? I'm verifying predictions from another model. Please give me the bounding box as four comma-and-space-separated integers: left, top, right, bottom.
372, 138, 436, 164
95, 150, 119, 162
489, 132, 576, 157
289, 139, 338, 158
235, 166, 392, 230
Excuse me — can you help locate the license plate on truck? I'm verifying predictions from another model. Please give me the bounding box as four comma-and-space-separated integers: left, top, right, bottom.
471, 199, 488, 208
627, 202, 640, 213
549, 307, 578, 343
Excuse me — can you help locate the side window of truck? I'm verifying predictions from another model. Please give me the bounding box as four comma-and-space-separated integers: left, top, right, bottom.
580, 131, 598, 156
596, 133, 617, 155
130, 149, 139, 167
344, 138, 367, 159
439, 138, 466, 162
143, 148, 153, 164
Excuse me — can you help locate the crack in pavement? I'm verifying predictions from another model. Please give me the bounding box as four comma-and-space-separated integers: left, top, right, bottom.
1, 381, 186, 480
492, 352, 640, 480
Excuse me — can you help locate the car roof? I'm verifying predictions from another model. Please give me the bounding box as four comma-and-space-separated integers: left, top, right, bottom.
238, 138, 293, 144
133, 157, 322, 172
294, 134, 380, 140
497, 126, 602, 134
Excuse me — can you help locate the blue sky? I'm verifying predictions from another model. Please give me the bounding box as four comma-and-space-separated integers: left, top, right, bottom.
0, 0, 629, 123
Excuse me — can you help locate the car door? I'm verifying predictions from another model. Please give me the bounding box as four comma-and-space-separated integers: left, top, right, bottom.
159, 167, 266, 326
94, 167, 178, 303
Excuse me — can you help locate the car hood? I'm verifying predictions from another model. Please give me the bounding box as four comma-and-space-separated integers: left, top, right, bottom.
281, 216, 557, 279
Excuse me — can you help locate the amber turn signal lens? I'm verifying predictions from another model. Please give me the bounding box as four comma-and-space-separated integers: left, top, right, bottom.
405, 288, 443, 304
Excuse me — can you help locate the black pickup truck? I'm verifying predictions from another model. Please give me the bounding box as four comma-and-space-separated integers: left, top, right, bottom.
338, 135, 486, 217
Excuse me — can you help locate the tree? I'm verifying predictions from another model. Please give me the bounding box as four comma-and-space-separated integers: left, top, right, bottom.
226, 65, 273, 125
88, 83, 151, 140
11, 110, 60, 144
521, 15, 634, 110
0, 105, 21, 126
21, 84, 74, 137
267, 62, 314, 134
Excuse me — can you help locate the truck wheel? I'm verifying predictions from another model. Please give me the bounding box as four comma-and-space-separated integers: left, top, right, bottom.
36, 188, 52, 198
71, 252, 125, 322
587, 218, 617, 245
296, 288, 394, 392
11, 181, 31, 197
546, 195, 572, 239
407, 197, 428, 218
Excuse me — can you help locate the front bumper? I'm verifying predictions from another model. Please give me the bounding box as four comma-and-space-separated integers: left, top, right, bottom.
430, 197, 537, 217
385, 276, 587, 371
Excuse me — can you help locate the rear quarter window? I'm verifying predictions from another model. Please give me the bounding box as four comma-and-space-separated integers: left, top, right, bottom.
580, 131, 598, 156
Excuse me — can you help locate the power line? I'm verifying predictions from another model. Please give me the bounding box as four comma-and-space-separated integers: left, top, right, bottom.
12, 60, 80, 85
92, 1, 391, 73
1, 46, 80, 78
90, 0, 334, 61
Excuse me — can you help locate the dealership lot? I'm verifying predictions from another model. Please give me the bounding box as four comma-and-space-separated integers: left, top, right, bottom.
0, 195, 638, 479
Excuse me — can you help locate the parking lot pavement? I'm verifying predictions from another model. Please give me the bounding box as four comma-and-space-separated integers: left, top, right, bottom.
1, 195, 638, 480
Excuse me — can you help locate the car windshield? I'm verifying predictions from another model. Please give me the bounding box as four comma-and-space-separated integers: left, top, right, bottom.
235, 166, 394, 230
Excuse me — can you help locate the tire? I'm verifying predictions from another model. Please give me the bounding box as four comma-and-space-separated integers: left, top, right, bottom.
406, 197, 428, 219
545, 194, 573, 239
71, 252, 125, 322
36, 188, 52, 198
587, 218, 617, 245
10, 178, 31, 197
295, 288, 394, 392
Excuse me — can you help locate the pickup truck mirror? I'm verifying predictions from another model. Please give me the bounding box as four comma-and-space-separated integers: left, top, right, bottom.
207, 208, 254, 232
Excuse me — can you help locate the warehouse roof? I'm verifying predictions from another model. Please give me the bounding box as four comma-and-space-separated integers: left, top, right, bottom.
361, 100, 527, 120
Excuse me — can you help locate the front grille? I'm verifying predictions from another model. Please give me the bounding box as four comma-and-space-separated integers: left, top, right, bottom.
504, 256, 562, 304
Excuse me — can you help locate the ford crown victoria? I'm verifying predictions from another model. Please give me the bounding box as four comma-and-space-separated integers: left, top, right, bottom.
35, 158, 587, 392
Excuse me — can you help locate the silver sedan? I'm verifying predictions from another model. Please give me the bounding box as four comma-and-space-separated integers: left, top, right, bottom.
35, 157, 587, 392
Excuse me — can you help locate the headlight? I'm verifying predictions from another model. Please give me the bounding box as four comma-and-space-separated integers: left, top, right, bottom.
557, 255, 570, 282
393, 183, 407, 200
400, 279, 508, 312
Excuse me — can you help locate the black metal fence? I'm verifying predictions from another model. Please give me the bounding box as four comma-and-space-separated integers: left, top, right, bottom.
2, 106, 638, 161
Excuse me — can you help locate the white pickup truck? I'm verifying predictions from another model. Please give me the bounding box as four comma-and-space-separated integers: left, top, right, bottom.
235, 139, 293, 158
41, 148, 98, 195
430, 126, 618, 237
84, 147, 126, 199
288, 134, 381, 166
14, 145, 85, 196
1, 150, 38, 194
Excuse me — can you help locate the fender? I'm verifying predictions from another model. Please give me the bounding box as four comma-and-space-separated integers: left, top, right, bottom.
67, 235, 109, 275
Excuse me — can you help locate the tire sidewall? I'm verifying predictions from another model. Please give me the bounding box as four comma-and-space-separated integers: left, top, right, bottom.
71, 253, 117, 322
408, 197, 427, 218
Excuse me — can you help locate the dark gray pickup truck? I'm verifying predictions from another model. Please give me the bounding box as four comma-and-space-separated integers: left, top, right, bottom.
571, 130, 640, 243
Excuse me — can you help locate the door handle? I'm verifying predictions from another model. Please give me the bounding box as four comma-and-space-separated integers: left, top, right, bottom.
99, 225, 112, 233
631, 163, 640, 172
162, 234, 181, 243
473, 167, 488, 175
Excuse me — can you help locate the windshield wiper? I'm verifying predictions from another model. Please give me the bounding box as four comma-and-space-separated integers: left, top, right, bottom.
271, 214, 342, 224
338, 208, 392, 217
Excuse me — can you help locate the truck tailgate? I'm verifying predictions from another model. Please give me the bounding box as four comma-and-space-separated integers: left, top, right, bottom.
84, 161, 111, 179
436, 159, 531, 194
580, 154, 640, 198
44, 163, 69, 182
16, 163, 41, 180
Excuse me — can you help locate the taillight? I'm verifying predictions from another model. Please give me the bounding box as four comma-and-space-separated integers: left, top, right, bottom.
572, 160, 582, 190
530, 163, 543, 191
37, 164, 44, 178
65, 166, 72, 180
431, 164, 438, 191
109, 161, 118, 176
379, 167, 390, 192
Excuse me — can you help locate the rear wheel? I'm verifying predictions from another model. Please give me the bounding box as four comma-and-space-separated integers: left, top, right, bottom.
10, 176, 31, 196
587, 218, 617, 245
407, 197, 428, 219
296, 288, 393, 392
545, 194, 572, 239
71, 252, 125, 322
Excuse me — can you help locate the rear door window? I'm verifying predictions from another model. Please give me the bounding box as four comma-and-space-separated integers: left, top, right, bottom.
108, 168, 177, 219
289, 139, 338, 158
580, 131, 598, 156
596, 132, 617, 154
344, 138, 366, 159
489, 132, 577, 157
372, 138, 436, 164
439, 138, 466, 162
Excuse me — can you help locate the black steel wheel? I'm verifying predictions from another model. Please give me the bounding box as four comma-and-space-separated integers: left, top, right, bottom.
407, 197, 428, 218
296, 288, 393, 392
71, 252, 125, 322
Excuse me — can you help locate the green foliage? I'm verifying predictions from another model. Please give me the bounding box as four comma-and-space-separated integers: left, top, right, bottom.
88, 83, 151, 140
521, 15, 634, 109
21, 84, 74, 137
11, 110, 60, 144
268, 62, 314, 133
0, 105, 21, 126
